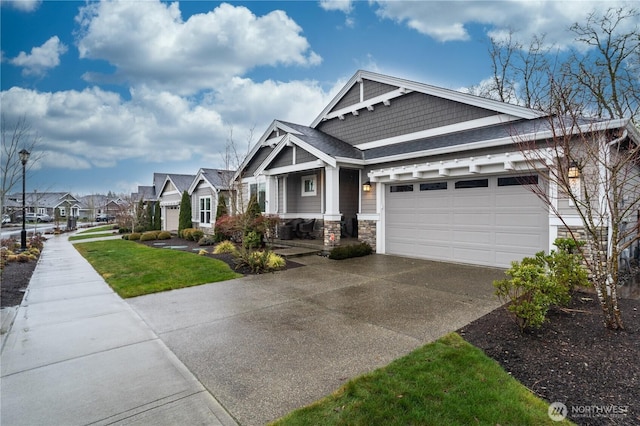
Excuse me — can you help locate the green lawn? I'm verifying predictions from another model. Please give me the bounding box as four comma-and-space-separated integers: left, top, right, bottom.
74, 239, 242, 298
272, 333, 571, 426
77, 225, 117, 233
69, 232, 118, 241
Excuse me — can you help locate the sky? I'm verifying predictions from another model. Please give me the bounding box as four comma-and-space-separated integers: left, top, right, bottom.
1, 0, 634, 196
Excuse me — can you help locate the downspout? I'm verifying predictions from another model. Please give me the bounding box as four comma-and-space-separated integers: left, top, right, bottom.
605, 129, 628, 259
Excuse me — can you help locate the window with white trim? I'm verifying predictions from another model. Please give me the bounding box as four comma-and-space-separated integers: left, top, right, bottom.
199, 196, 212, 224
301, 175, 317, 197
249, 183, 266, 212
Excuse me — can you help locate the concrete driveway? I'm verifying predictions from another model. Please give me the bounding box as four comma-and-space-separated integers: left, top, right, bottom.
127, 254, 506, 425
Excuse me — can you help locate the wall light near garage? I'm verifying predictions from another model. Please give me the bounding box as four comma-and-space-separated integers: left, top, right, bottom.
568, 161, 581, 179
362, 180, 371, 192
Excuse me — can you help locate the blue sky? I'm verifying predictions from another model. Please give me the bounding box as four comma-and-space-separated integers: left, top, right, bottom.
1, 0, 633, 196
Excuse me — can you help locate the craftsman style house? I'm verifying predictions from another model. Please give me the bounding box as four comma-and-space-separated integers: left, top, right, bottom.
236, 70, 639, 268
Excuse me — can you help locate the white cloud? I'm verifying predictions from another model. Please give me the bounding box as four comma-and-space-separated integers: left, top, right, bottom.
10, 36, 68, 76
0, 75, 337, 172
1, 0, 41, 12
371, 0, 635, 48
75, 1, 322, 95
319, 0, 353, 14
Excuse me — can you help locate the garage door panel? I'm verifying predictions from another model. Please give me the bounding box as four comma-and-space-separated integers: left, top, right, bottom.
453, 212, 492, 225
453, 229, 492, 244
453, 247, 492, 264
453, 195, 492, 208
495, 232, 543, 247
386, 175, 548, 268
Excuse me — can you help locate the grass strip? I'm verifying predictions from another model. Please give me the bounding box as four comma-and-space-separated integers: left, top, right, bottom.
75, 239, 242, 298
272, 333, 571, 426
69, 232, 118, 241
77, 225, 116, 234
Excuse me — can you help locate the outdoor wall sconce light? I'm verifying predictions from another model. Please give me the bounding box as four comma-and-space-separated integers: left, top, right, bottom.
362, 180, 371, 192
568, 161, 580, 179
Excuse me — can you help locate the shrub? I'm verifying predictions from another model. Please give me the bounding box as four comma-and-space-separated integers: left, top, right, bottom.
328, 242, 373, 260
157, 231, 171, 240
266, 252, 286, 269
128, 232, 141, 241
494, 258, 557, 332
198, 249, 208, 256
213, 240, 237, 255
493, 238, 590, 333
140, 231, 159, 241
180, 228, 194, 240
243, 230, 263, 249
198, 235, 216, 246
213, 215, 237, 242
121, 234, 130, 240
190, 229, 204, 242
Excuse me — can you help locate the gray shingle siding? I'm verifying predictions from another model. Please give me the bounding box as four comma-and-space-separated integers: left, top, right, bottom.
296, 147, 317, 163
317, 92, 495, 146
270, 147, 294, 168
245, 147, 272, 176
332, 84, 360, 111
363, 80, 396, 100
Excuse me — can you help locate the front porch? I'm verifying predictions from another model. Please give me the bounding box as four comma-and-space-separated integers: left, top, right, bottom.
269, 236, 361, 258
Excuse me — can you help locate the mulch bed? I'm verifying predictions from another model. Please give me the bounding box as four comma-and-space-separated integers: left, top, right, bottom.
1, 260, 37, 308
134, 237, 304, 276
459, 292, 639, 425
2, 237, 638, 425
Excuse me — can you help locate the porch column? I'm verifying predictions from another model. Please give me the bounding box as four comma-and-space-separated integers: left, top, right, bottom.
265, 175, 277, 215
323, 165, 341, 246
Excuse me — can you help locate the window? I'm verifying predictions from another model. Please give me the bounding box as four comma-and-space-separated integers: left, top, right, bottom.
250, 183, 266, 212
390, 184, 414, 192
498, 175, 538, 186
199, 196, 212, 224
420, 182, 447, 191
455, 179, 488, 189
301, 175, 317, 197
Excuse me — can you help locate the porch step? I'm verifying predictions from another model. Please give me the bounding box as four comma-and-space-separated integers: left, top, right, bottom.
272, 246, 322, 258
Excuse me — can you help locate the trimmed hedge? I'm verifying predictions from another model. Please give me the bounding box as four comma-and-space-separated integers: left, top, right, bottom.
328, 242, 372, 260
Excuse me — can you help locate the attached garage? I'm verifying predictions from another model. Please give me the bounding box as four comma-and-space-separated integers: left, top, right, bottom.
164, 206, 180, 232
385, 175, 548, 268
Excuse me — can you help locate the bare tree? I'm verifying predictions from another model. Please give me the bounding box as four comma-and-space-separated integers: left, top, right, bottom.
1, 114, 45, 201
220, 125, 255, 215
563, 7, 640, 123
515, 102, 639, 330
482, 6, 639, 124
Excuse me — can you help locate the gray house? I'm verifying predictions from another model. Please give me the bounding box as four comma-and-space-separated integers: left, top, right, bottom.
157, 173, 196, 232
4, 192, 80, 221
188, 168, 235, 233
237, 70, 639, 268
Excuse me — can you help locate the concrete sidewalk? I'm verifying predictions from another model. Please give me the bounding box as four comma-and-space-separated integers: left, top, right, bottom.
0, 234, 237, 426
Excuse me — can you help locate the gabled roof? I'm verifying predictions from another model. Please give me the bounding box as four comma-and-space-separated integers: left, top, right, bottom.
188, 168, 235, 194
310, 70, 544, 128
158, 173, 195, 197
9, 192, 81, 208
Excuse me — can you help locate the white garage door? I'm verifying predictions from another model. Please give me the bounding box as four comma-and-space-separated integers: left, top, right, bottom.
164, 206, 179, 232
385, 175, 548, 268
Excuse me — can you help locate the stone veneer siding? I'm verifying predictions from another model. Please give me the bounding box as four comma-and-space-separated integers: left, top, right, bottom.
358, 220, 377, 251
557, 226, 609, 278
324, 221, 341, 246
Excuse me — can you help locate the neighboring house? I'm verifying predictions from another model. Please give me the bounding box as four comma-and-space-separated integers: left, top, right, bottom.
157, 173, 196, 232
188, 168, 235, 233
77, 195, 125, 221
237, 70, 639, 268
4, 192, 80, 221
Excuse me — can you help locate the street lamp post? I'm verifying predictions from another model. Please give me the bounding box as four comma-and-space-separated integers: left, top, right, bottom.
19, 149, 30, 252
